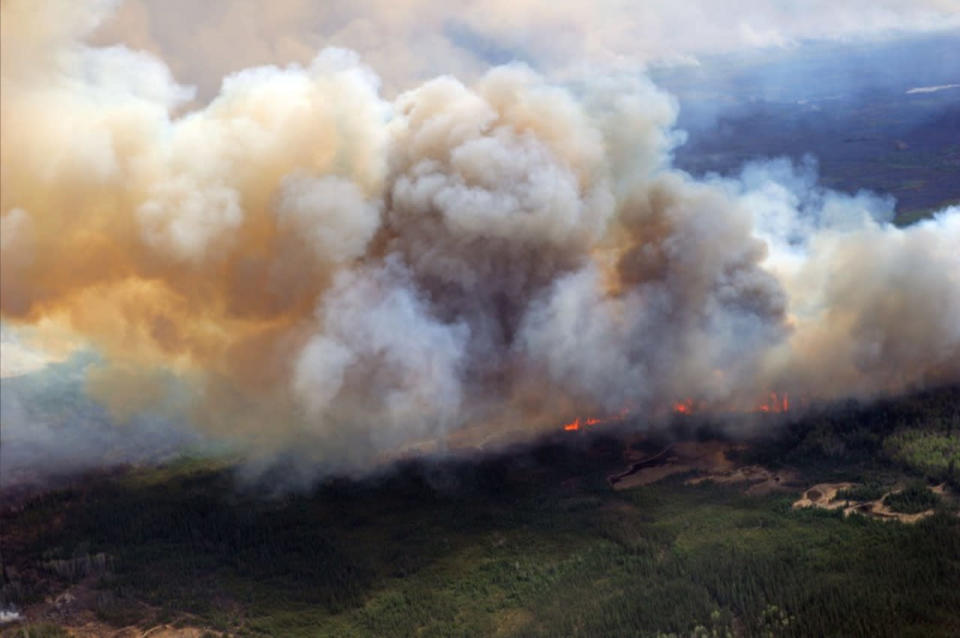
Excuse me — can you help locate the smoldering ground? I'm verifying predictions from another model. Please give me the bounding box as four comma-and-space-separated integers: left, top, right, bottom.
1, 0, 958, 488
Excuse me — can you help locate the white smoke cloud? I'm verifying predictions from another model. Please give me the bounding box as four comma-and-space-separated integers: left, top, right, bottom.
281, 260, 471, 471
1, 0, 958, 485
138, 179, 245, 261
275, 175, 381, 263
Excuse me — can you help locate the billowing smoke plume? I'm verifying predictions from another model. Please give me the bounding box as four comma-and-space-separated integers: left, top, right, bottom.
2, 0, 959, 483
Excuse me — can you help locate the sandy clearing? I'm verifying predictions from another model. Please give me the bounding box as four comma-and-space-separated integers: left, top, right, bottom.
792, 483, 939, 524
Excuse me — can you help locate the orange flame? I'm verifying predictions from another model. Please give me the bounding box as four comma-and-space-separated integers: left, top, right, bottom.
755, 391, 790, 414
672, 398, 694, 415
561, 414, 618, 432
561, 391, 792, 431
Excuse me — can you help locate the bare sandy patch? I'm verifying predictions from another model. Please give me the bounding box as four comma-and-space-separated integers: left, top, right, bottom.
792, 483, 939, 524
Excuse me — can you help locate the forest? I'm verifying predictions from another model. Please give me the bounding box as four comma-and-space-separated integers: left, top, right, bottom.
2, 386, 958, 637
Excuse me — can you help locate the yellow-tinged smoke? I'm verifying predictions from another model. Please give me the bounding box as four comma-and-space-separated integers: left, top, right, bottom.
2, 0, 959, 480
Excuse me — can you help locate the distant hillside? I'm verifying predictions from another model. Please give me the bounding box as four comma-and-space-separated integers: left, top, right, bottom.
654, 32, 960, 224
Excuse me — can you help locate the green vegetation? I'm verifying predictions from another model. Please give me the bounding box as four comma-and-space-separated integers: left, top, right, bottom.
885, 428, 960, 485
884, 482, 942, 515
743, 386, 960, 484
832, 483, 888, 502
6, 469, 960, 637
2, 387, 959, 637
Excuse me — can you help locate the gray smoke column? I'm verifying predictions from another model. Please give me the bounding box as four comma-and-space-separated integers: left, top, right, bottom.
1, 0, 959, 482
